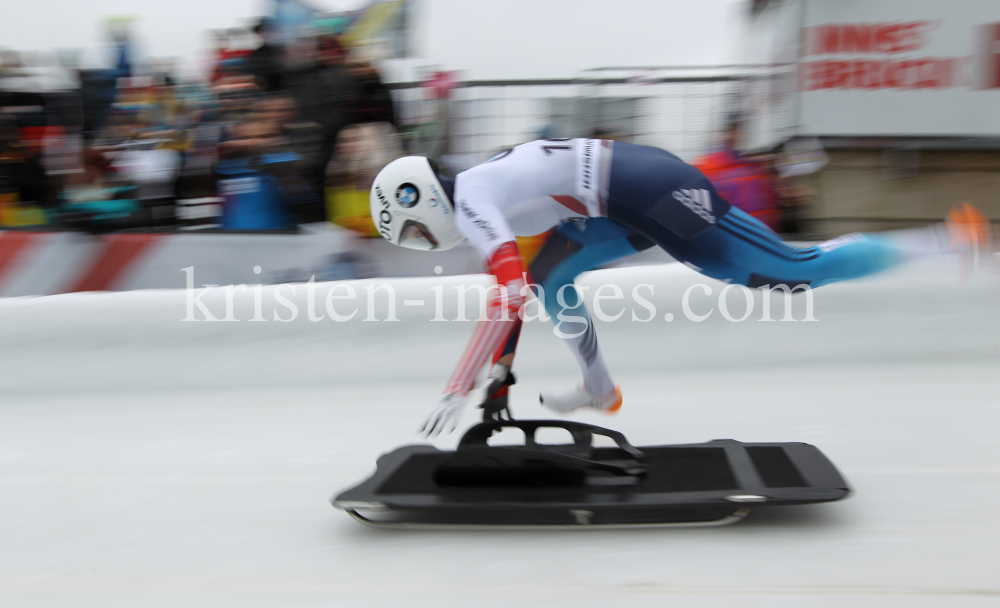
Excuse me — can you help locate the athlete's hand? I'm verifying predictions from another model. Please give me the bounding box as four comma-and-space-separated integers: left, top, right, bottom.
483, 363, 513, 399
419, 393, 466, 438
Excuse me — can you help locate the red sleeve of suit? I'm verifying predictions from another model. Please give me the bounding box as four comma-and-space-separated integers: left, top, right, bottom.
443, 241, 527, 396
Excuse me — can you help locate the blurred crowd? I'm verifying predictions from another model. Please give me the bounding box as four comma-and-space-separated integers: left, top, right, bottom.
0, 17, 402, 233
0, 16, 821, 238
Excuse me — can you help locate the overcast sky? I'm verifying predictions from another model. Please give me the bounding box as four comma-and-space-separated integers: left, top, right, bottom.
0, 0, 749, 80
419, 0, 750, 80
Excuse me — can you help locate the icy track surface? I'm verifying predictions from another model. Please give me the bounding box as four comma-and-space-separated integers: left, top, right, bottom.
1, 259, 999, 607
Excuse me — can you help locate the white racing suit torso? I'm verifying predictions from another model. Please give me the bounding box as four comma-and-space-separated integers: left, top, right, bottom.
443, 139, 614, 397
453, 138, 613, 257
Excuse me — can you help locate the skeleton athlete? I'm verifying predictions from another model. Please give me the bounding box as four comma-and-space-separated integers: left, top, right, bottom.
369, 138, 993, 436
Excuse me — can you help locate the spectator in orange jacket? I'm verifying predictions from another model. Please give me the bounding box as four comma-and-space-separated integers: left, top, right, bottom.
694, 120, 782, 232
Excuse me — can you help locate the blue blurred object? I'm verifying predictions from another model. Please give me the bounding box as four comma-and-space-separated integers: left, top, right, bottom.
274, 0, 319, 41
216, 154, 300, 230
60, 186, 140, 229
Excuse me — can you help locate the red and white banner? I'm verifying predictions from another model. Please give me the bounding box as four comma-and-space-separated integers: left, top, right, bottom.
0, 231, 328, 296
0, 228, 347, 297
745, 0, 1000, 145
801, 0, 1000, 137
0, 226, 484, 297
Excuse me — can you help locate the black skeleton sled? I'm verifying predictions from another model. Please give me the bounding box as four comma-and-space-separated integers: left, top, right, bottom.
331, 416, 851, 528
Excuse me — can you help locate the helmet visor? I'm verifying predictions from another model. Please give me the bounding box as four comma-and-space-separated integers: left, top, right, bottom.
399, 220, 440, 251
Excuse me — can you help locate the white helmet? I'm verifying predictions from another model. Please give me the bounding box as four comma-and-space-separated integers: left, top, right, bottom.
370, 157, 463, 251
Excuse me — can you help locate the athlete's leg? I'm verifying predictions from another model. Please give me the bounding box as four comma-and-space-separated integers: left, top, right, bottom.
622, 204, 947, 289
692, 208, 914, 287
484, 219, 647, 404
530, 219, 650, 410
606, 142, 983, 289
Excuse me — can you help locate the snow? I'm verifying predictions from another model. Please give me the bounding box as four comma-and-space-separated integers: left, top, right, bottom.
1, 259, 998, 606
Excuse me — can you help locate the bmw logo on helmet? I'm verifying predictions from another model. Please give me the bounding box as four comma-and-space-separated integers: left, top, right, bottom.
396, 183, 420, 208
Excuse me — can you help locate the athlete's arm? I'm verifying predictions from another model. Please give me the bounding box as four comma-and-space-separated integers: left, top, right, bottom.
442, 240, 525, 396
419, 194, 528, 436
419, 241, 527, 436
445, 186, 527, 393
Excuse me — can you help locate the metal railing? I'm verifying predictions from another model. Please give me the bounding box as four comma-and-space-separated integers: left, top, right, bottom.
388, 73, 746, 168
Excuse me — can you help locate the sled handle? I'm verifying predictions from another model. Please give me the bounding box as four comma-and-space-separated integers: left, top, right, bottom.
457, 419, 645, 461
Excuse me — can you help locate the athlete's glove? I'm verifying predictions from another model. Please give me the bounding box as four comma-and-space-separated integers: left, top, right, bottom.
419, 393, 466, 438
